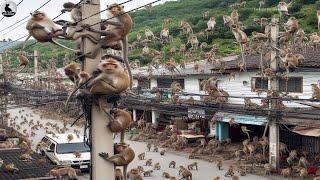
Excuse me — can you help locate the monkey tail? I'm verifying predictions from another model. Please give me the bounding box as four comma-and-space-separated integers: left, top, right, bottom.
122, 36, 133, 89
64, 87, 79, 112
22, 35, 31, 50
51, 39, 79, 52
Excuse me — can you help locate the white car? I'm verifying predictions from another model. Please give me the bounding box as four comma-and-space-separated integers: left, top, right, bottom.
39, 133, 90, 171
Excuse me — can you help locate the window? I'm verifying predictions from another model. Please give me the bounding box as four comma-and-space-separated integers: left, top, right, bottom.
49, 143, 55, 151
56, 143, 90, 154
157, 78, 184, 89
199, 79, 204, 91
41, 137, 49, 144
251, 77, 268, 91
279, 77, 303, 93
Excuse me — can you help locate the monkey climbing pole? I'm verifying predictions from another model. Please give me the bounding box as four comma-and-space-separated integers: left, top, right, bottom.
81, 1, 115, 179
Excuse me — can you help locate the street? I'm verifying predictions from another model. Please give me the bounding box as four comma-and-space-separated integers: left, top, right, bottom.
7, 107, 272, 180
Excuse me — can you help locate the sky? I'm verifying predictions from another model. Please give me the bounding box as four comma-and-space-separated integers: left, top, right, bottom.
0, 0, 172, 41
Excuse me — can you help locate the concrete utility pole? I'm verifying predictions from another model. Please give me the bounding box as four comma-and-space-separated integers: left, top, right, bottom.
269, 17, 280, 169
34, 50, 39, 82
0, 53, 3, 75
81, 1, 115, 179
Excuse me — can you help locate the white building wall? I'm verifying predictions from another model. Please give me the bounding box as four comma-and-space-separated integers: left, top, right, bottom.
132, 79, 138, 88
150, 78, 157, 89
184, 77, 201, 100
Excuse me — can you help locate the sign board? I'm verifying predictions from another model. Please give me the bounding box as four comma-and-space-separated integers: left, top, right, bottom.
188, 108, 205, 120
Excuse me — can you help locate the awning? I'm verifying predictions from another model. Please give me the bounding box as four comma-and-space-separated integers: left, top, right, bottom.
214, 112, 268, 126
292, 127, 320, 137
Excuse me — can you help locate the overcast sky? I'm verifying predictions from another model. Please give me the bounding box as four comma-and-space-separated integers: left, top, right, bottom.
0, 0, 172, 41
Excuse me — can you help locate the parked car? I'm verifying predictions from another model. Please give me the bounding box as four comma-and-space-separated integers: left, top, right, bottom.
39, 133, 90, 171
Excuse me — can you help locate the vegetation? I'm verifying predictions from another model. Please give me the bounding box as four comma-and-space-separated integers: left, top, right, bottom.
5, 0, 320, 68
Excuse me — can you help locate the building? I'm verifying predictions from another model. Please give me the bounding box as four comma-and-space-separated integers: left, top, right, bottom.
125, 48, 320, 153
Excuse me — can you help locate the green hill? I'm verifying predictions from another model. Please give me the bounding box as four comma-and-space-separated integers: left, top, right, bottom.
5, 0, 320, 68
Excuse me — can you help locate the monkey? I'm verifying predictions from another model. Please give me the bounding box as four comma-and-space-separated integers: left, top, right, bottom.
163, 18, 173, 28
137, 152, 145, 160
12, 51, 29, 76
62, 2, 81, 22
36, 158, 46, 167
264, 163, 273, 175
180, 20, 193, 34
244, 97, 259, 109
278, 1, 290, 17
309, 32, 320, 51
230, 10, 239, 25
284, 17, 298, 34
20, 153, 33, 161
153, 146, 159, 152
180, 44, 187, 54
187, 162, 198, 170
298, 156, 309, 168
145, 159, 152, 166
232, 25, 248, 62
5, 163, 18, 173
231, 175, 239, 180
223, 15, 234, 29
187, 35, 199, 51
115, 168, 123, 180
216, 159, 223, 170
238, 57, 246, 72
160, 150, 165, 156
136, 32, 142, 42
49, 166, 77, 179
147, 143, 152, 151
203, 11, 209, 19
200, 42, 208, 51
311, 84, 320, 99
145, 28, 155, 40
24, 11, 77, 52
63, 62, 81, 84
252, 31, 269, 42
241, 126, 251, 139
279, 52, 304, 74
165, 61, 180, 73
153, 162, 161, 170
180, 169, 192, 180
169, 160, 176, 168
206, 17, 216, 32
213, 177, 220, 180
162, 172, 171, 178
73, 151, 81, 158
143, 170, 153, 177
259, 0, 265, 10
83, 4, 133, 89
107, 109, 132, 144
300, 168, 308, 179
99, 144, 135, 179
281, 167, 292, 178
142, 45, 150, 55
160, 27, 170, 43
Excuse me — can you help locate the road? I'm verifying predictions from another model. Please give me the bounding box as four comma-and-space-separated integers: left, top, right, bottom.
7, 107, 272, 180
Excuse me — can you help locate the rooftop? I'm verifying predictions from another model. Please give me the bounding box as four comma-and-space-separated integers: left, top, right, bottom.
46, 133, 84, 144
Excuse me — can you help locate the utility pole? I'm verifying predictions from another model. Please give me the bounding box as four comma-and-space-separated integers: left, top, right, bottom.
269, 17, 280, 169
34, 50, 39, 82
81, 1, 115, 179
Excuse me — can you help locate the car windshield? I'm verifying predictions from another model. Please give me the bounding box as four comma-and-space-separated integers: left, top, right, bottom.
56, 143, 90, 154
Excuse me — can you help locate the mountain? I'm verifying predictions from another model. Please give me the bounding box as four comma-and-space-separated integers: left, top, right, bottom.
4, 0, 320, 67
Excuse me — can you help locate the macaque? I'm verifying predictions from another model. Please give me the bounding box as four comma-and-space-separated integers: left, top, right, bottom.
145, 28, 155, 40
169, 161, 176, 168
24, 11, 76, 52
83, 4, 133, 88
63, 63, 81, 83
216, 159, 223, 170
244, 97, 259, 109
295, 29, 308, 52
206, 16, 216, 34
153, 146, 159, 152
163, 172, 171, 178
165, 61, 180, 73
62, 2, 81, 22
309, 32, 320, 51
259, 0, 265, 10
232, 25, 248, 60
163, 18, 173, 28
203, 11, 209, 19
180, 44, 187, 54
14, 51, 29, 75
5, 163, 18, 173
298, 157, 310, 168
238, 58, 246, 72
312, 84, 320, 99
108, 109, 132, 144
300, 168, 308, 179
130, 59, 140, 69
160, 150, 165, 155
179, 166, 192, 179
200, 42, 208, 51
49, 167, 77, 179
279, 52, 304, 74
188, 35, 199, 51
142, 45, 150, 55
143, 170, 153, 177
145, 159, 152, 166
147, 143, 151, 151
138, 152, 145, 160
115, 168, 123, 180
154, 162, 161, 170
284, 17, 298, 34
180, 20, 193, 34
252, 31, 269, 42
99, 144, 135, 178
160, 28, 170, 43
187, 162, 198, 170
224, 166, 235, 177
231, 10, 239, 25
232, 175, 239, 180
241, 126, 251, 139
170, 46, 177, 54
264, 163, 273, 175
223, 15, 234, 29
278, 1, 290, 17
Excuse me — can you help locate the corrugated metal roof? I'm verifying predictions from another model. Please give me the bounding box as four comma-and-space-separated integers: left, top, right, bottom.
292, 127, 320, 137
214, 112, 267, 126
